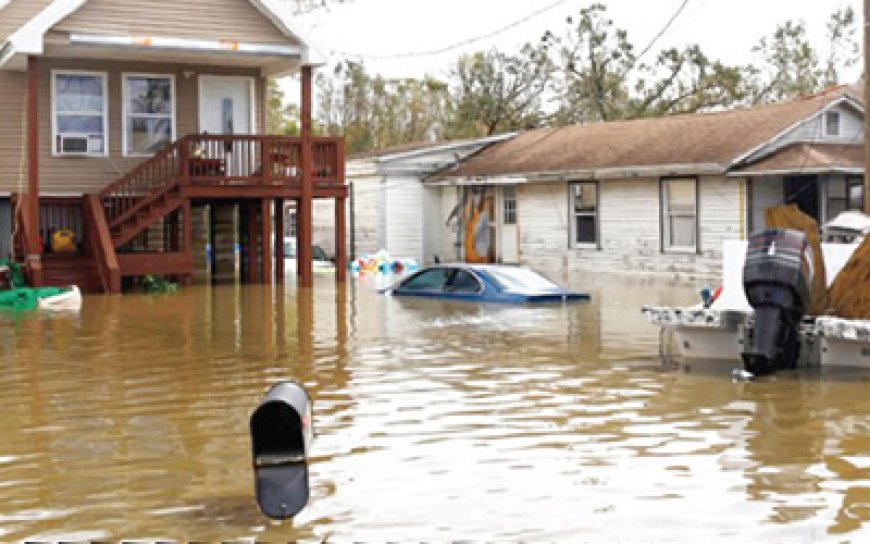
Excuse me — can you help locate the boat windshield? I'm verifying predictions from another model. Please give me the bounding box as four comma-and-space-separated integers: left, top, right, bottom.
486, 267, 559, 292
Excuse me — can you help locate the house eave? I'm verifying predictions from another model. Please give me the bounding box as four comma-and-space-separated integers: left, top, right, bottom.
429, 162, 727, 184
0, 0, 86, 70
727, 166, 865, 177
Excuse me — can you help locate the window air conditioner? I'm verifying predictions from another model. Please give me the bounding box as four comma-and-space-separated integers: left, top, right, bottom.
59, 133, 102, 155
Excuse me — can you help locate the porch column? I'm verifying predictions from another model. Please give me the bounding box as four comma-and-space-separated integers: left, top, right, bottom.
275, 198, 285, 282
27, 55, 43, 286
261, 198, 272, 284
335, 196, 347, 282
246, 201, 259, 283
297, 65, 314, 287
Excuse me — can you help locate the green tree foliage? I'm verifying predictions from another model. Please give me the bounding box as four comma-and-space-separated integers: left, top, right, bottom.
266, 79, 299, 135
546, 4, 635, 123
446, 44, 553, 137
316, 61, 449, 153
747, 7, 859, 104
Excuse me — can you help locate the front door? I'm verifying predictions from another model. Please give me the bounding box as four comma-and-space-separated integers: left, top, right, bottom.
499, 185, 519, 263
463, 186, 496, 263
199, 76, 255, 178
199, 76, 254, 135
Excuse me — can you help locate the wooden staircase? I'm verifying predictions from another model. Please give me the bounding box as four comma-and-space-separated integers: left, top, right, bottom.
42, 254, 103, 293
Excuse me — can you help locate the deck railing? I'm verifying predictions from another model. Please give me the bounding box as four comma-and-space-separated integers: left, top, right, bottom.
98, 134, 344, 225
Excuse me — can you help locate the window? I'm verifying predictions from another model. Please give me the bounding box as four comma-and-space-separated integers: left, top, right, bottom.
52, 71, 107, 156
847, 177, 864, 211
570, 182, 598, 246
503, 185, 517, 225
444, 270, 482, 293
662, 178, 698, 252
123, 74, 175, 156
397, 268, 451, 292
825, 111, 841, 137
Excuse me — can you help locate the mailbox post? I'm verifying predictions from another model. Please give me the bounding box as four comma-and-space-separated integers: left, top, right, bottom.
250, 381, 314, 519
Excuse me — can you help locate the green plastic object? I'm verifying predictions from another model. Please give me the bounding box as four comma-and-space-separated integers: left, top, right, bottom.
0, 260, 67, 311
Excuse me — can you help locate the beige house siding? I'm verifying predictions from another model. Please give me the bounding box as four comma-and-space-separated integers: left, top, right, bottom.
0, 58, 264, 195
54, 0, 299, 46
0, 0, 55, 42
0, 70, 27, 195
516, 177, 744, 279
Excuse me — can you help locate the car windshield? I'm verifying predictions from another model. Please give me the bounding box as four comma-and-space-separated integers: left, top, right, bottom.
486, 267, 559, 292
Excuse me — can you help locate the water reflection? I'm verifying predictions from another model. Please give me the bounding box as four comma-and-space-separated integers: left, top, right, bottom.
0, 273, 868, 540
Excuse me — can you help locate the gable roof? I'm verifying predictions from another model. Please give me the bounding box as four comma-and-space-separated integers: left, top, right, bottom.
730, 142, 864, 176
432, 87, 862, 182
1, 0, 326, 69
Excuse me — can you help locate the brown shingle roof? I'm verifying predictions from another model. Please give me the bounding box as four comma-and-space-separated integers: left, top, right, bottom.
435, 88, 859, 180
733, 142, 864, 175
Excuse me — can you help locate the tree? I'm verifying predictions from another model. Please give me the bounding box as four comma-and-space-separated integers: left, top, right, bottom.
546, 4, 635, 124
266, 79, 299, 135
629, 45, 746, 117
822, 6, 860, 87
446, 44, 553, 138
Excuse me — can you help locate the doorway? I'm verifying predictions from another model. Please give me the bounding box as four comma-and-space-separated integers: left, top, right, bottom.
783, 175, 820, 221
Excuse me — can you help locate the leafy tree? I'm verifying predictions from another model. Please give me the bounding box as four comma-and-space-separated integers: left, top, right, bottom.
546, 4, 635, 124
822, 6, 860, 87
629, 45, 746, 117
446, 44, 553, 137
266, 79, 299, 135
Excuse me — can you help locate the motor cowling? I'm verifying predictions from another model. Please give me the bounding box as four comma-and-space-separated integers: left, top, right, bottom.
741, 228, 813, 375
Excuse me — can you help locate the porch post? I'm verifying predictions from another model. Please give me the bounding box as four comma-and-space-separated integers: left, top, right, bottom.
261, 198, 272, 284
183, 199, 193, 285
275, 198, 285, 282
335, 196, 347, 282
246, 201, 259, 283
26, 56, 43, 285
297, 65, 314, 287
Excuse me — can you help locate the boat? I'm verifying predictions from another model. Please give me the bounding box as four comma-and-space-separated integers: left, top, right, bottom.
642, 223, 869, 373
0, 261, 83, 312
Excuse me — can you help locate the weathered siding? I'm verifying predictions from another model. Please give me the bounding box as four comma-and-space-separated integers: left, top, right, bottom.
347, 175, 381, 258
54, 0, 298, 46
0, 58, 263, 195
422, 185, 442, 264
311, 198, 336, 257
0, 70, 27, 196
516, 176, 744, 280
750, 176, 783, 233
384, 175, 424, 260
0, 0, 54, 42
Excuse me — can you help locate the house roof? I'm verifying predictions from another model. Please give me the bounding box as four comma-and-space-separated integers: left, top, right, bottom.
0, 0, 327, 70
349, 134, 514, 162
731, 142, 864, 176
432, 87, 860, 182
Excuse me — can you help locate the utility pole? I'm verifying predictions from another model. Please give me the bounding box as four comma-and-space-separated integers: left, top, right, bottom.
865, 0, 870, 211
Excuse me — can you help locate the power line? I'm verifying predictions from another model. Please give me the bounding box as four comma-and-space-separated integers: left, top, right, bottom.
331, 0, 571, 61
636, 0, 690, 62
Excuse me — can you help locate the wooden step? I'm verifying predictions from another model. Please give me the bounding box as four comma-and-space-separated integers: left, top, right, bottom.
41, 254, 103, 293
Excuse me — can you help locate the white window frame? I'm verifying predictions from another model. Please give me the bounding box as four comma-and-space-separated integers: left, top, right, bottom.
661, 177, 699, 254
824, 110, 841, 137
51, 69, 109, 157
122, 72, 177, 157
570, 181, 599, 249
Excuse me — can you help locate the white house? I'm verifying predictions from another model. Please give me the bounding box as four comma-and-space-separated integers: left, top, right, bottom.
425, 86, 865, 278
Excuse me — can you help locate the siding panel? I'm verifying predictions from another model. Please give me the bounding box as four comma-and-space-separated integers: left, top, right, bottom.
54, 0, 298, 45
385, 176, 423, 260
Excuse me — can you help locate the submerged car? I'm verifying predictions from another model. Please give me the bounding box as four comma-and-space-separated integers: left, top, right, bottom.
383, 264, 589, 304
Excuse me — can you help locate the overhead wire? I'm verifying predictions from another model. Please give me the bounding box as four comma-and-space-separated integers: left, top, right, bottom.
330, 0, 572, 61
635, 0, 690, 62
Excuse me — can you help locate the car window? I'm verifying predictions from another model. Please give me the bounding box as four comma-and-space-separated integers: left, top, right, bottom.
445, 269, 482, 293
397, 268, 451, 292
486, 267, 559, 292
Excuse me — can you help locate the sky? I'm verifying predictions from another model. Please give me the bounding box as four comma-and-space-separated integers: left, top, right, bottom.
282, 0, 863, 90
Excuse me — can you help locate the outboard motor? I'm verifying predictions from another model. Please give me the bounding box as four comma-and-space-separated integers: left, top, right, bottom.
741, 228, 813, 375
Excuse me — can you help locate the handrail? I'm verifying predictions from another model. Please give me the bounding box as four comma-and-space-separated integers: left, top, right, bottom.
83, 194, 120, 294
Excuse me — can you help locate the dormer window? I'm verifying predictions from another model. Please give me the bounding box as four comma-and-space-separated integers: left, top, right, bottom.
825, 111, 841, 137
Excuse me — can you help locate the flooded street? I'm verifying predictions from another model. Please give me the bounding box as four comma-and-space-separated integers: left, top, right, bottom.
1, 271, 870, 542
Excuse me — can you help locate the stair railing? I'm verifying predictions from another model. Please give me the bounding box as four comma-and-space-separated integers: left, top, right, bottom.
83, 194, 120, 294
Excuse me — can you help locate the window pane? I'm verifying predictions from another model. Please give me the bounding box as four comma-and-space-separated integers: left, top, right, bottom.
503, 186, 517, 224
57, 114, 104, 135
127, 117, 172, 155
826, 111, 840, 136
848, 181, 864, 210
399, 268, 450, 292
127, 77, 172, 114
667, 180, 695, 212
828, 177, 846, 198
669, 216, 696, 247
445, 270, 481, 293
56, 74, 103, 112
575, 215, 596, 244
573, 183, 597, 213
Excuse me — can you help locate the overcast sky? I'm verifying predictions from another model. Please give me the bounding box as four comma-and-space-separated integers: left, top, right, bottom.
289, 0, 862, 82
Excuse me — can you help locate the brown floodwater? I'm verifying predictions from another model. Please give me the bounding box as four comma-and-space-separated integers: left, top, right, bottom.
1, 270, 870, 542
